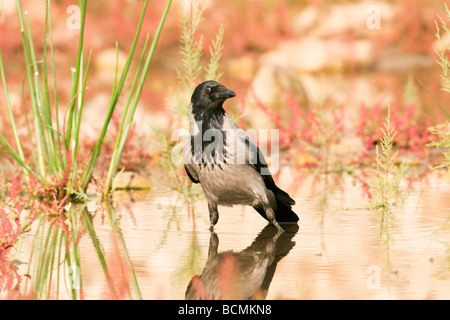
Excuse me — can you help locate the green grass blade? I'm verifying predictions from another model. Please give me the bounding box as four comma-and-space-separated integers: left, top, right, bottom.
0, 133, 46, 185
0, 48, 27, 172
16, 0, 46, 177
20, 76, 39, 172
25, 12, 58, 175
104, 34, 150, 196
43, 0, 60, 171
68, 49, 92, 191
65, 0, 87, 150
112, 41, 120, 96
80, 0, 151, 192
101, 0, 173, 196
46, 0, 63, 170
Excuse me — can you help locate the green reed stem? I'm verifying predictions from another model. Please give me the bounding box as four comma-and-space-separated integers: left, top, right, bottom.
102, 0, 173, 196
103, 34, 150, 196
65, 0, 87, 151
0, 48, 45, 183
80, 0, 152, 192
16, 0, 47, 178
0, 49, 26, 167
25, 11, 60, 176
43, 0, 62, 172
2, 0, 171, 197
68, 49, 92, 192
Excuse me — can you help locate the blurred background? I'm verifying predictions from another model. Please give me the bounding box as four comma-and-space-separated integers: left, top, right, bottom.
0, 0, 449, 177
1, 1, 447, 126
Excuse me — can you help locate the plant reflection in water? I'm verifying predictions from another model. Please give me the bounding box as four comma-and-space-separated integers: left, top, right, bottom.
4, 199, 142, 300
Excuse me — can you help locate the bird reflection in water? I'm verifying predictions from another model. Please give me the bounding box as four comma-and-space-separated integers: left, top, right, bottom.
185, 223, 299, 300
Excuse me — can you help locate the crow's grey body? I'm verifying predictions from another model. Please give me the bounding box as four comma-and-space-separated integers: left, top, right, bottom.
185, 104, 275, 208
184, 81, 298, 231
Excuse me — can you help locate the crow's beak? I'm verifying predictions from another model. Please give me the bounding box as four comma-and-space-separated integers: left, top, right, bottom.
217, 88, 236, 100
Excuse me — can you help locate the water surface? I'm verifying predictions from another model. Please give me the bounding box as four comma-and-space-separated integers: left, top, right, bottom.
6, 168, 450, 299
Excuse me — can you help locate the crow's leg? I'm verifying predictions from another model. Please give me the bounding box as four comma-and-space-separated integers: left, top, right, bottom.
263, 203, 284, 233
207, 231, 219, 260
208, 202, 219, 231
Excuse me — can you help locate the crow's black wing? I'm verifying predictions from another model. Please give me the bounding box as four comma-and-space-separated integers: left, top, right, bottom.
184, 164, 199, 184
244, 138, 298, 222
184, 136, 200, 184
239, 134, 295, 207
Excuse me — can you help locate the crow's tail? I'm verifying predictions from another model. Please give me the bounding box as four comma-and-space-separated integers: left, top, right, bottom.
274, 187, 298, 222
273, 197, 299, 223
253, 187, 299, 223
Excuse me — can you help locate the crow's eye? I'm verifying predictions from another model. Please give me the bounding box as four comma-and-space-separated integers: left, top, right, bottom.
205, 86, 212, 93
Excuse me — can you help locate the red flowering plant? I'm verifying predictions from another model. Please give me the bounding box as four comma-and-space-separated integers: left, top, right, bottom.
0, 176, 36, 297
0, 177, 31, 256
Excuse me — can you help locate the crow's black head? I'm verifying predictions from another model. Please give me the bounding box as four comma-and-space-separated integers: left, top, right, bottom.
191, 80, 236, 110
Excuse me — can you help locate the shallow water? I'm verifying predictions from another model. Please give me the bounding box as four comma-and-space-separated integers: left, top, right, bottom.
5, 168, 450, 300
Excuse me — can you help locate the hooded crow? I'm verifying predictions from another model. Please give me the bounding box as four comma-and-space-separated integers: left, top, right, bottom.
184, 80, 299, 232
